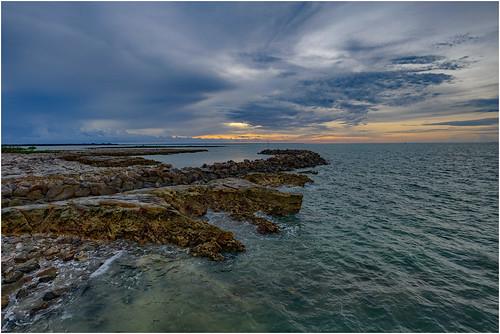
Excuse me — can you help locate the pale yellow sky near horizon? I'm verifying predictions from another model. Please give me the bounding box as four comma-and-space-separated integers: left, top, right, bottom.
193, 111, 499, 143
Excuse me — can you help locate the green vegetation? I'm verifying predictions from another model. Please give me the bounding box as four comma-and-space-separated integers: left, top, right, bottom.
1, 146, 54, 154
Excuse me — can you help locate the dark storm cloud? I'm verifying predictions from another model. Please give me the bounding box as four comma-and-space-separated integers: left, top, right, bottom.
424, 118, 498, 126
228, 71, 453, 128
433, 33, 480, 48
390, 55, 472, 72
456, 98, 499, 113
1, 1, 498, 143
391, 55, 445, 64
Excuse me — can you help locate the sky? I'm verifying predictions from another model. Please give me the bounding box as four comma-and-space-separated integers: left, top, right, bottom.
2, 1, 499, 144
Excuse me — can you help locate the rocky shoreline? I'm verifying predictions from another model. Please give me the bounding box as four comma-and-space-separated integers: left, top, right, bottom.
2, 149, 326, 207
1, 148, 327, 329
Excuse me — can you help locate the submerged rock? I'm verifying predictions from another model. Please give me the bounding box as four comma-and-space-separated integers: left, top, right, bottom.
229, 213, 280, 234
29, 301, 49, 315
42, 290, 61, 301
299, 170, 319, 175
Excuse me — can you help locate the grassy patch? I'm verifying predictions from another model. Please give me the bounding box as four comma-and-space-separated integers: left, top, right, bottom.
1, 146, 54, 154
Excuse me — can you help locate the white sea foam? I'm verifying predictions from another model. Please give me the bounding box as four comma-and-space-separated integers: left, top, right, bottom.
89, 251, 124, 278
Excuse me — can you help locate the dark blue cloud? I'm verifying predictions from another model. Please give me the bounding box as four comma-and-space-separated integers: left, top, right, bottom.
1, 2, 498, 143
457, 98, 499, 113
390, 55, 472, 71
433, 33, 480, 48
227, 71, 453, 128
424, 118, 498, 126
238, 52, 282, 65
392, 55, 445, 64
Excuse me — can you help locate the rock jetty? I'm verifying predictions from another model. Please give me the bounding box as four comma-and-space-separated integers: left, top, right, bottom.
2, 149, 327, 207
1, 148, 327, 322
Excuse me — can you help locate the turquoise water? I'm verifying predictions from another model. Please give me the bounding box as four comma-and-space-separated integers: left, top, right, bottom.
23, 143, 499, 332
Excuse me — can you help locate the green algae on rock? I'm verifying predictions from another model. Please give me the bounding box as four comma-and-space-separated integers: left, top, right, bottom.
2, 150, 326, 208
1, 194, 243, 261
2, 178, 304, 260
243, 172, 313, 187
2, 149, 327, 260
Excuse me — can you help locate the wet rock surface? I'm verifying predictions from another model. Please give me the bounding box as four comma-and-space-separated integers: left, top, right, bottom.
70, 147, 208, 157
59, 155, 162, 167
58, 147, 207, 167
243, 172, 313, 187
2, 178, 304, 260
1, 148, 328, 329
1, 234, 126, 329
2, 149, 327, 207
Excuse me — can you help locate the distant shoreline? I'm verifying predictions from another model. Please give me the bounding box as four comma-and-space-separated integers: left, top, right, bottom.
1, 144, 225, 148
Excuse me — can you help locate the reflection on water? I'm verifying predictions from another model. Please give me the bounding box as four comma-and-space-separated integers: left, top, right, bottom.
15, 143, 499, 332
139, 144, 269, 168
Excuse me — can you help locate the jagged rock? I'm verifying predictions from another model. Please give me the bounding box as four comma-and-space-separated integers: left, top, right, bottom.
13, 185, 31, 197
46, 184, 65, 200
36, 267, 58, 281
2, 178, 302, 260
74, 251, 88, 261
13, 254, 30, 263
2, 193, 246, 261
27, 189, 44, 201
42, 290, 60, 301
243, 172, 313, 187
60, 155, 162, 167
74, 187, 91, 197
2, 149, 327, 262
51, 185, 77, 201
29, 301, 49, 315
1, 295, 9, 308
3, 270, 23, 284
16, 287, 30, 299
44, 247, 59, 257
144, 178, 303, 218
190, 242, 225, 261
299, 170, 318, 175
38, 275, 56, 283
17, 258, 40, 273
61, 250, 75, 261
229, 213, 279, 234
90, 183, 114, 196
2, 149, 327, 207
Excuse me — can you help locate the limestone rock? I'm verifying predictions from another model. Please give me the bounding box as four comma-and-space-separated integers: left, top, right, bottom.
1, 295, 9, 308
29, 301, 49, 315
3, 270, 23, 284
243, 172, 313, 187
36, 267, 58, 282
2, 149, 327, 207
17, 258, 40, 273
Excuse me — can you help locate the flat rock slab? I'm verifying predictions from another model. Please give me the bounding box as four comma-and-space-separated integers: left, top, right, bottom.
65, 147, 207, 157
1, 154, 103, 180
2, 178, 302, 260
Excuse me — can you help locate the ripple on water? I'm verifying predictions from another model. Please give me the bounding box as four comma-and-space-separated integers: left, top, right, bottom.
14, 143, 499, 332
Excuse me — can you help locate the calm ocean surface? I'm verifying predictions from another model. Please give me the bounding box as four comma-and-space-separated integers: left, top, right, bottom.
25, 143, 498, 332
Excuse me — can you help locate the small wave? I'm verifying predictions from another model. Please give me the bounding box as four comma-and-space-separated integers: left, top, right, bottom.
90, 251, 124, 278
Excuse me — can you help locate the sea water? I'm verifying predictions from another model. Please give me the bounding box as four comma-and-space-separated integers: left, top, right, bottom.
17, 143, 499, 332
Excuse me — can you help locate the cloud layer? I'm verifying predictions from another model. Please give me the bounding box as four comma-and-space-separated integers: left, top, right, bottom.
2, 2, 498, 143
